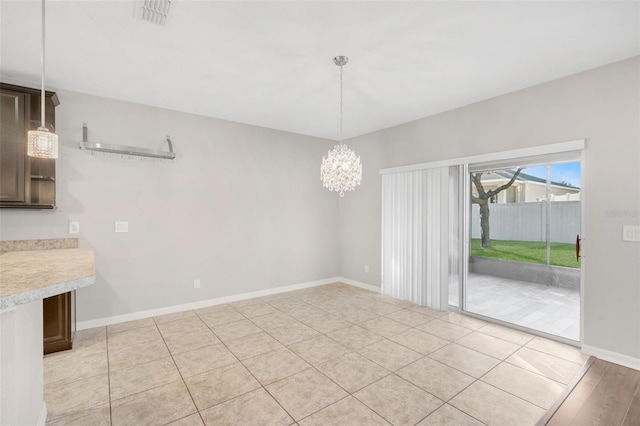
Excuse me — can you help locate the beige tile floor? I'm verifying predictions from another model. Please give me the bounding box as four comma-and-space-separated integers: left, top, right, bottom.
44, 283, 589, 426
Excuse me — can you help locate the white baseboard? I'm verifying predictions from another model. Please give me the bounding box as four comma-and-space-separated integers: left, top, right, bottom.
37, 403, 47, 426
336, 277, 381, 293
77, 277, 348, 330
581, 344, 640, 371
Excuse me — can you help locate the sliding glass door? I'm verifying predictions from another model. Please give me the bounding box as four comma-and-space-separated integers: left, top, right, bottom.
457, 158, 582, 341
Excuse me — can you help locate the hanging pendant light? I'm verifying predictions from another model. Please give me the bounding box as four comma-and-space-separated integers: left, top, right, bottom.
27, 0, 58, 159
321, 56, 362, 197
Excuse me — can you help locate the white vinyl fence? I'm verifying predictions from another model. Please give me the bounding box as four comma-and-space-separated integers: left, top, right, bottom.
471, 201, 580, 243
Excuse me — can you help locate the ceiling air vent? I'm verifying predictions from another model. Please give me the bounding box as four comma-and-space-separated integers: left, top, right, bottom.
141, 0, 171, 26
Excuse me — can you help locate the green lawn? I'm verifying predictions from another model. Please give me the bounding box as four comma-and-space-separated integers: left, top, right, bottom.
471, 239, 580, 268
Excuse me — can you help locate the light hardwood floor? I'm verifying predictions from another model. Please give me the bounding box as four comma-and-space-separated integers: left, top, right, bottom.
540, 357, 640, 425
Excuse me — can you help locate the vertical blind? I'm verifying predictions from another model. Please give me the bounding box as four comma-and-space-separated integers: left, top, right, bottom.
448, 166, 462, 308
381, 167, 454, 309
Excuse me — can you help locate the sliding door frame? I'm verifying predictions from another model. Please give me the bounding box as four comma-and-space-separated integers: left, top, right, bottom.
380, 139, 586, 346
461, 155, 584, 346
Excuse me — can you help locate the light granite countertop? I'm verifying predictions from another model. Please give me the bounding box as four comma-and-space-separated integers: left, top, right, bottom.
0, 248, 96, 310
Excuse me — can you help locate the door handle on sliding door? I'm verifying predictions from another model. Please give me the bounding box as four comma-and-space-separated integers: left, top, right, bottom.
576, 234, 581, 262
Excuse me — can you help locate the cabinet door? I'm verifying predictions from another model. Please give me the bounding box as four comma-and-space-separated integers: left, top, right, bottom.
0, 90, 27, 202
43, 292, 73, 354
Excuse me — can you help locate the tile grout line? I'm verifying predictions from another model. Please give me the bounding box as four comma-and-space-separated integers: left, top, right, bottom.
107, 318, 204, 423
42, 334, 109, 423
267, 292, 394, 424
392, 322, 548, 421
411, 400, 448, 426
154, 310, 207, 426
260, 297, 451, 424
347, 369, 440, 424
250, 298, 358, 423
230, 295, 409, 424
269, 288, 575, 423
62, 284, 585, 426
477, 379, 554, 413
105, 326, 114, 426
108, 322, 193, 423
449, 330, 585, 421
196, 306, 300, 423
296, 307, 476, 423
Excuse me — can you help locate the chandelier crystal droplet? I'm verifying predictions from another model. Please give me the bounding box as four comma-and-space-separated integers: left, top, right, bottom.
321, 56, 362, 197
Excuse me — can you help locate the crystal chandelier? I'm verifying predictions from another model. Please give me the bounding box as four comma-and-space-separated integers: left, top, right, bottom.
27, 0, 58, 159
321, 56, 362, 197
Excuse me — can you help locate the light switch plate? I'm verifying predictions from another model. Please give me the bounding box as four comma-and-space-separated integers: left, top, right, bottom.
69, 221, 80, 234
623, 225, 640, 242
115, 221, 129, 233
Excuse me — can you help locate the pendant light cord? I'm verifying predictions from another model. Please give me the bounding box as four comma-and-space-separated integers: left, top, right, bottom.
40, 0, 46, 128
339, 64, 343, 143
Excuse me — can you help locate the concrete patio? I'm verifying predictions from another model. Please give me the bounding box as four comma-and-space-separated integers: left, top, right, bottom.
450, 273, 580, 341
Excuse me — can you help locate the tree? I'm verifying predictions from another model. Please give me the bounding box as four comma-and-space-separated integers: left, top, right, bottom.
471, 168, 523, 248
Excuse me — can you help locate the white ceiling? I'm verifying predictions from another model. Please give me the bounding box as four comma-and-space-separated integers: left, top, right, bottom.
2, 1, 638, 140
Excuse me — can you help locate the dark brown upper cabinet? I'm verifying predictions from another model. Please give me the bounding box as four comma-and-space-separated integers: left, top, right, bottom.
0, 82, 59, 209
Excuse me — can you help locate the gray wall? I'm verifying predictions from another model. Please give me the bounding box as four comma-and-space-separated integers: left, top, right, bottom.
338, 57, 640, 361
0, 90, 339, 322
1, 58, 638, 363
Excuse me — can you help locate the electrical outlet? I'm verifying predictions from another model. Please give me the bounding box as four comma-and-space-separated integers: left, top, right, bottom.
115, 221, 129, 233
69, 221, 80, 234
194, 279, 201, 289
623, 225, 640, 242
364, 264, 369, 273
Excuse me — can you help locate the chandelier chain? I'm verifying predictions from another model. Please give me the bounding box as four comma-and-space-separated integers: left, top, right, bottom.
40, 0, 46, 128
339, 64, 343, 142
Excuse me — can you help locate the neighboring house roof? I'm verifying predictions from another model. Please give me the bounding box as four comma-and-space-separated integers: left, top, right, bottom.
480, 170, 581, 190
